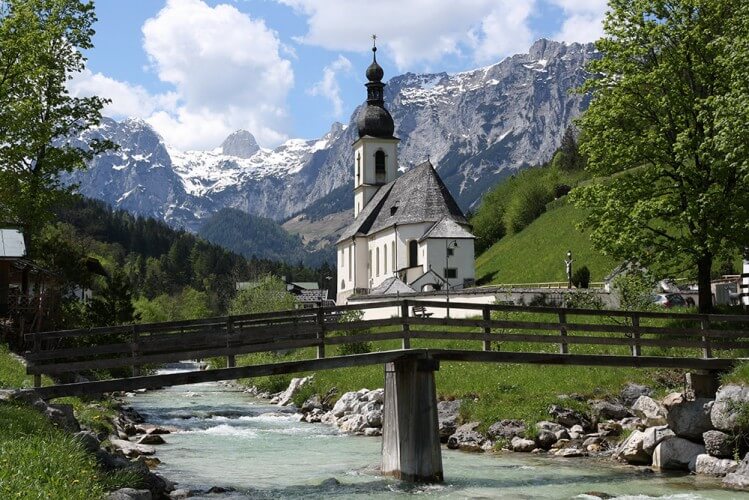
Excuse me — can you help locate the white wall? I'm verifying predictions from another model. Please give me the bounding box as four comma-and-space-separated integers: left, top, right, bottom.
353, 137, 399, 218
424, 238, 475, 289
347, 292, 497, 320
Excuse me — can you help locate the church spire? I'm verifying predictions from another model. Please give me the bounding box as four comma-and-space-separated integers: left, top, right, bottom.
365, 35, 385, 98
357, 35, 395, 139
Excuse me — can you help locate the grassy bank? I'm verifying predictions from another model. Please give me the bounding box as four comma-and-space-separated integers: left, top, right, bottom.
475, 202, 617, 285
0, 344, 134, 498
220, 310, 711, 429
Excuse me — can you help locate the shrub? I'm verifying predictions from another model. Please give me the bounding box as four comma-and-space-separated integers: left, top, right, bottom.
503, 182, 554, 234
333, 310, 372, 356
572, 265, 591, 288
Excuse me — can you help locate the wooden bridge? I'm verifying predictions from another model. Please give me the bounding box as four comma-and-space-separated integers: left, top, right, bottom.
22, 299, 749, 482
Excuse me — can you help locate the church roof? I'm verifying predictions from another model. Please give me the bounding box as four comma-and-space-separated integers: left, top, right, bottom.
369, 276, 415, 295
419, 217, 475, 241
337, 160, 468, 243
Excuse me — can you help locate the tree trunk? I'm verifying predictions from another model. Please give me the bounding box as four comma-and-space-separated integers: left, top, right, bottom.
697, 253, 713, 314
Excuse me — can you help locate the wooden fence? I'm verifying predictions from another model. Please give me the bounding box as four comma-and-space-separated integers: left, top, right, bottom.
23, 300, 749, 391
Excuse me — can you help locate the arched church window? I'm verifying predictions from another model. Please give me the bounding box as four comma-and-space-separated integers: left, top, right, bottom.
356, 153, 361, 183
341, 279, 345, 290
408, 240, 418, 268
375, 150, 386, 182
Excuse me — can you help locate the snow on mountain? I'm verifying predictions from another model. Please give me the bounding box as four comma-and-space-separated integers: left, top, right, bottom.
169, 133, 334, 197
69, 39, 595, 239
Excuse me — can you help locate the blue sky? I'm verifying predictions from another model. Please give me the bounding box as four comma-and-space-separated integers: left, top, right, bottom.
71, 0, 607, 151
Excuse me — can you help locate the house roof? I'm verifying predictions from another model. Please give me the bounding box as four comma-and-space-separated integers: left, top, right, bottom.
288, 282, 319, 290
337, 161, 468, 243
0, 229, 25, 259
296, 289, 328, 303
370, 276, 415, 295
419, 217, 475, 241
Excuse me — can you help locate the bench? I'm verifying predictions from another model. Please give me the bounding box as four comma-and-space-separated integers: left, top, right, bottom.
412, 305, 433, 318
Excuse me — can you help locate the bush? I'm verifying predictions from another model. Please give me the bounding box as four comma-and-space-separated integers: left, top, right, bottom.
229, 275, 297, 315
572, 265, 591, 288
333, 311, 372, 356
502, 182, 555, 234
613, 269, 656, 311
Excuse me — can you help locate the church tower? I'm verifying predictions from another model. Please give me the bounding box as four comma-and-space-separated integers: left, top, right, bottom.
353, 38, 399, 218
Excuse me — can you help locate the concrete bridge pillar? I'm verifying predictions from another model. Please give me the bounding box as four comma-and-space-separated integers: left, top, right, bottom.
381, 356, 443, 483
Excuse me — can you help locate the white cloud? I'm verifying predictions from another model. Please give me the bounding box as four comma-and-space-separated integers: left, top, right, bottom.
70, 0, 294, 151
68, 69, 178, 118
140, 0, 294, 150
548, 0, 608, 43
277, 0, 536, 69
307, 55, 352, 118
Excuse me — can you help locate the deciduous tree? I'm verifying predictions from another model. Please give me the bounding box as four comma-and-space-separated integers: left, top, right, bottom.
572, 0, 749, 312
0, 0, 110, 250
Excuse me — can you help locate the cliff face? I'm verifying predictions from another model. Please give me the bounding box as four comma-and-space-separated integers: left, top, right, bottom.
67, 39, 595, 233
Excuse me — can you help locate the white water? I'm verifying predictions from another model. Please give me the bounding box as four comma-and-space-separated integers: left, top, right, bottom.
128, 363, 735, 499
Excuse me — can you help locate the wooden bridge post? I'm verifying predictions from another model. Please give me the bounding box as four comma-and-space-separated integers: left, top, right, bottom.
32, 330, 41, 388
482, 306, 491, 351
631, 313, 641, 357
558, 312, 568, 354
382, 355, 443, 483
131, 325, 140, 377
701, 318, 712, 359
226, 318, 236, 368
316, 308, 326, 359
401, 301, 411, 350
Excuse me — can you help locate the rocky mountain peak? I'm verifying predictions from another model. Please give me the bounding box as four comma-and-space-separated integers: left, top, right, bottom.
69, 39, 596, 238
221, 130, 260, 158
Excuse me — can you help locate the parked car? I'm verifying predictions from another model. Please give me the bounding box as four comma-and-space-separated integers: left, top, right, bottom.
651, 293, 687, 308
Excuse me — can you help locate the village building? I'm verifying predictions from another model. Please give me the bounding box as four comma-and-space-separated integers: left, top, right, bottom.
336, 44, 475, 304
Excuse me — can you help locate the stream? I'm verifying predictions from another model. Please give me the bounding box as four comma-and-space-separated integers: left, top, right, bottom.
127, 363, 738, 499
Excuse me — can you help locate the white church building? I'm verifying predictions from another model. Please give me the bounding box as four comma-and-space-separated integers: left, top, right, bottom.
336, 44, 475, 304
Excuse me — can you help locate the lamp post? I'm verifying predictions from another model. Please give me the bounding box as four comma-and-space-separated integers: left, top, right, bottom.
445, 239, 458, 318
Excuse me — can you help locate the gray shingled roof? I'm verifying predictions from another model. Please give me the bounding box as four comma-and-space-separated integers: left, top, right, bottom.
337, 161, 468, 243
419, 217, 475, 241
369, 276, 415, 295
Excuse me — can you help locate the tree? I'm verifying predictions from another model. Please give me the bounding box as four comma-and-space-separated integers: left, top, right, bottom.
572, 0, 749, 312
556, 126, 583, 171
88, 271, 138, 327
0, 0, 110, 251
229, 275, 297, 315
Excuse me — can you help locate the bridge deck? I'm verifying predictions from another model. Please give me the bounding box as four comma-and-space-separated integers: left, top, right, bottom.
22, 299, 749, 399
31, 349, 739, 399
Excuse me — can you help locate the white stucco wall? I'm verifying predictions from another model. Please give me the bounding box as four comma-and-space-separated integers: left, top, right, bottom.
424, 238, 475, 289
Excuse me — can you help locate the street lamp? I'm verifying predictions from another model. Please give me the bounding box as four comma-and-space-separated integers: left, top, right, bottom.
445, 239, 458, 318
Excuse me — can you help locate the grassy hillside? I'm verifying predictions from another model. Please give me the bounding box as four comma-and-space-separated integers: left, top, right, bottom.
475, 201, 617, 285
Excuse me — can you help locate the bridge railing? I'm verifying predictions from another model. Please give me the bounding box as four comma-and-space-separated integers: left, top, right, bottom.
23, 300, 749, 386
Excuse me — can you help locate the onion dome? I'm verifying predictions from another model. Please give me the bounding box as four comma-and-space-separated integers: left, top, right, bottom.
366, 47, 384, 82
356, 104, 395, 138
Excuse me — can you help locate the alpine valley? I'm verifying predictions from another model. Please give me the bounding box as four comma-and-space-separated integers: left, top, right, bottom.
64, 39, 596, 264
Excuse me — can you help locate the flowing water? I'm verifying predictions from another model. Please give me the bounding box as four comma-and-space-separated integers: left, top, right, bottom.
128, 363, 738, 499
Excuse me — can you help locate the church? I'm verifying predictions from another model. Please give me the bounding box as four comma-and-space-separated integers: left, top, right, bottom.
336, 43, 475, 304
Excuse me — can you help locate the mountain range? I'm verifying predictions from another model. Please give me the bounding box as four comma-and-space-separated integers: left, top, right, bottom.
64, 39, 596, 262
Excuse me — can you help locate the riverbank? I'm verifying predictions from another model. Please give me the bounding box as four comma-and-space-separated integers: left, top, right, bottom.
0, 343, 174, 499
125, 374, 739, 498
241, 362, 749, 493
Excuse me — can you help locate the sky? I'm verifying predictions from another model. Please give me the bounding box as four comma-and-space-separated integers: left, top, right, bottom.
69, 0, 608, 151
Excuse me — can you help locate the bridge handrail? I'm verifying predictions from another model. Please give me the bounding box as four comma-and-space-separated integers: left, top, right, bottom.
25, 298, 749, 343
